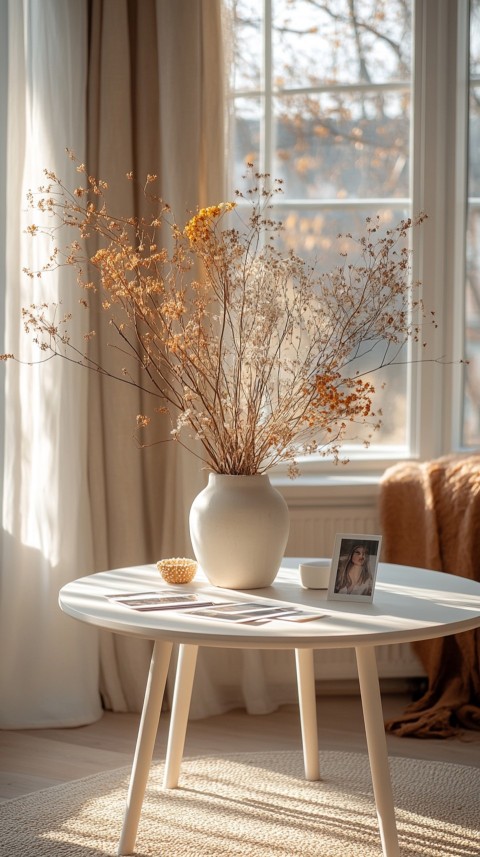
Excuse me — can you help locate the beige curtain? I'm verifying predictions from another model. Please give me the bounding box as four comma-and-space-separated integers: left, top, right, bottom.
86, 0, 226, 712
0, 0, 102, 728
86, 0, 299, 718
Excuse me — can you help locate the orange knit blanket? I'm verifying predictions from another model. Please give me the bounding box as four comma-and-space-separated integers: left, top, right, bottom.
379, 454, 480, 738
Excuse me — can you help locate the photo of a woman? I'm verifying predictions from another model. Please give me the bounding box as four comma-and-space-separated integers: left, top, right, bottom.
334, 543, 373, 596
328, 534, 382, 602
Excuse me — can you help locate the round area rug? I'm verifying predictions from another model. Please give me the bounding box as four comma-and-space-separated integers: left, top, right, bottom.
0, 750, 478, 857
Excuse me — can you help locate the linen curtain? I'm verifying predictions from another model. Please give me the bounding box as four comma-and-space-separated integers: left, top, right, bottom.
86, 0, 225, 711
1, 0, 299, 728
88, 0, 295, 718
0, 0, 101, 728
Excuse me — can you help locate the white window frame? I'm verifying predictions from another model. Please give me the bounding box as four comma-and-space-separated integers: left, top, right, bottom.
228, 0, 472, 496
411, 0, 469, 463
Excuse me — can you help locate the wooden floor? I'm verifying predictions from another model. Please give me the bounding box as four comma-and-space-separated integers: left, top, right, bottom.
1, 692, 480, 802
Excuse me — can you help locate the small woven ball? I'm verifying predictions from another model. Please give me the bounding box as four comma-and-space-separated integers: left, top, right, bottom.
156, 557, 197, 585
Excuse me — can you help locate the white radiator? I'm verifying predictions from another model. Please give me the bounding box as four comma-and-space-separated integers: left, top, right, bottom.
286, 505, 381, 559
285, 502, 425, 684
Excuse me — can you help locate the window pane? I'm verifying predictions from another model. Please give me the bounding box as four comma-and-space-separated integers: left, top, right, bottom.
232, 96, 262, 186
274, 204, 409, 265
227, 0, 413, 451
464, 0, 480, 447
470, 0, 480, 76
272, 0, 412, 88
229, 0, 262, 91
274, 204, 410, 446
273, 91, 410, 199
464, 205, 480, 446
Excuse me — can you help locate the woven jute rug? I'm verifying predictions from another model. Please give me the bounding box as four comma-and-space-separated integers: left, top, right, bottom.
0, 750, 478, 856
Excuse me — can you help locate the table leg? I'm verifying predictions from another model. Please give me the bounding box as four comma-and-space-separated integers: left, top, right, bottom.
163, 643, 199, 788
294, 648, 320, 781
118, 640, 173, 856
355, 646, 400, 857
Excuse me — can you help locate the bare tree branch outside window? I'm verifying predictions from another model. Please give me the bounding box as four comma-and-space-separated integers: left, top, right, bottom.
227, 0, 414, 448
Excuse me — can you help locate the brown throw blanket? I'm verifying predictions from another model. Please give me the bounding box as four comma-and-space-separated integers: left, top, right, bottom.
379, 454, 480, 738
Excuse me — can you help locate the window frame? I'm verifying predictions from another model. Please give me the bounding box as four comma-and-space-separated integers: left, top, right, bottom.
228, 0, 472, 486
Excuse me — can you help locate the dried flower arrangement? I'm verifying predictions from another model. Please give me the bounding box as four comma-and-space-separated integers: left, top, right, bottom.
13, 156, 434, 477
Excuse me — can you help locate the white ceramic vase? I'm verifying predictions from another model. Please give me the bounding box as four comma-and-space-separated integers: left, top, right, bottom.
189, 473, 290, 589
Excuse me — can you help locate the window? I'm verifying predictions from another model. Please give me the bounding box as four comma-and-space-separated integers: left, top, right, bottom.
227, 0, 475, 475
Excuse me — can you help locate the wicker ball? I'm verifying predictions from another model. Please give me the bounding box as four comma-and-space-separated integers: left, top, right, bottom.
156, 557, 197, 585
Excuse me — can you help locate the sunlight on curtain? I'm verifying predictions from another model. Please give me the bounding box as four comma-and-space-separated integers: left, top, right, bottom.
86, 0, 234, 715
0, 0, 101, 728
0, 0, 301, 727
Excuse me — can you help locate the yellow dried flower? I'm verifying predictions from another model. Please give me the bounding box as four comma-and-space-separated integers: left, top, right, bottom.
184, 202, 236, 246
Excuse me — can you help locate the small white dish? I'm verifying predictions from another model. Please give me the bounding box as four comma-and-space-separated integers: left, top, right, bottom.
299, 560, 331, 589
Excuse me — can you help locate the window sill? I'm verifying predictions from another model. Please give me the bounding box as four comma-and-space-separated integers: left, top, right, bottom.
270, 471, 383, 508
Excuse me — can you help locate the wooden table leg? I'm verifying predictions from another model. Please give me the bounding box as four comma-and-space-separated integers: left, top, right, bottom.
163, 643, 199, 788
295, 648, 320, 781
118, 640, 173, 856
356, 646, 400, 857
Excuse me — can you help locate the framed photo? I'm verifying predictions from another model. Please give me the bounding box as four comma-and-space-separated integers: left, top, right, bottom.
327, 534, 382, 603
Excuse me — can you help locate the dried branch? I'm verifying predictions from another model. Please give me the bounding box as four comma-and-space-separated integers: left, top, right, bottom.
7, 157, 434, 477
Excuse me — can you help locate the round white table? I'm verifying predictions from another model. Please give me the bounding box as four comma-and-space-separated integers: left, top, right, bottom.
59, 559, 480, 857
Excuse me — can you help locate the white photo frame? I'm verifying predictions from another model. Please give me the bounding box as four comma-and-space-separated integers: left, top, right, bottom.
327, 533, 382, 603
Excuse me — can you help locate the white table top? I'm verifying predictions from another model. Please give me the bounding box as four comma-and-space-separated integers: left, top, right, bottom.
58, 559, 480, 651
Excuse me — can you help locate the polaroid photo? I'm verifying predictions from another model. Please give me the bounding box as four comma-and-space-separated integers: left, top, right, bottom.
107, 591, 216, 612
188, 602, 279, 622
327, 534, 382, 603
189, 601, 326, 624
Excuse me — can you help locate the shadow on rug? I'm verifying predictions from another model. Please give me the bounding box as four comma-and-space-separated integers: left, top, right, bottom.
0, 750, 478, 856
